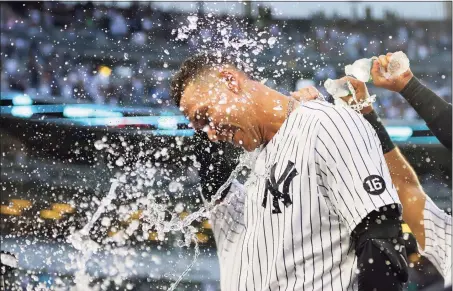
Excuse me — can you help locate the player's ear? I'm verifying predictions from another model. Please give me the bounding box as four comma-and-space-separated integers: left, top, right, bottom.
219, 68, 241, 94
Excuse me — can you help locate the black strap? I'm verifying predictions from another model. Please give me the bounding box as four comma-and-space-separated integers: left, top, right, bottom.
356, 237, 408, 290
363, 110, 396, 154
352, 204, 408, 290
352, 203, 402, 241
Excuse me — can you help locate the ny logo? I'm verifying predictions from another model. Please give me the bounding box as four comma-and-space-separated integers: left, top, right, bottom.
262, 161, 299, 214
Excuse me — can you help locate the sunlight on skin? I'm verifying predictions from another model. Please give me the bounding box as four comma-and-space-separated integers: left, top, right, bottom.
179, 65, 294, 152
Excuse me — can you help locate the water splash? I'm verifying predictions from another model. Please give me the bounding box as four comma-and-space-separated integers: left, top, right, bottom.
167, 236, 200, 291
66, 10, 277, 290
67, 180, 119, 290
69, 147, 257, 290
81, 179, 119, 237
138, 150, 257, 290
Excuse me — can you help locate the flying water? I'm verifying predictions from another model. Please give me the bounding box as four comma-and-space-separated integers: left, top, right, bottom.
66, 180, 119, 291
66, 11, 294, 291
67, 138, 259, 291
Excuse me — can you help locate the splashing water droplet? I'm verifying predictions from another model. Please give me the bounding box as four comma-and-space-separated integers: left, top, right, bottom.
115, 157, 125, 167
268, 37, 277, 47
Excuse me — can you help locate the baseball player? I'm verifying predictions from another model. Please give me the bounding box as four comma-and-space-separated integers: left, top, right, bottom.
172, 52, 408, 290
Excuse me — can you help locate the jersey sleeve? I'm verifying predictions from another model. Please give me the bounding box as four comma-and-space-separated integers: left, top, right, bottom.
314, 108, 401, 233
420, 196, 452, 285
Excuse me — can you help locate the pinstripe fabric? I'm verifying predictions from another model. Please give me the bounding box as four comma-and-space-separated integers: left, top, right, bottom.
211, 100, 401, 291
210, 180, 247, 291
420, 196, 452, 286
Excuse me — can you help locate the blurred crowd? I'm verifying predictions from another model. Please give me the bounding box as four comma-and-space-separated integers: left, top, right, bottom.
0, 2, 451, 119
0, 2, 174, 107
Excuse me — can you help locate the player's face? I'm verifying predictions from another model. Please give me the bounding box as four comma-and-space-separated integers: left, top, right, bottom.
180, 75, 262, 151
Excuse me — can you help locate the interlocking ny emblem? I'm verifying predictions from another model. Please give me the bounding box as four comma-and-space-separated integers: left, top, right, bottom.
262, 161, 299, 214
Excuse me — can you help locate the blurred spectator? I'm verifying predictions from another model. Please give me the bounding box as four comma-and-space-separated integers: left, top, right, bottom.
418, 44, 429, 60
314, 64, 337, 84
131, 31, 146, 46
4, 58, 19, 77
141, 17, 154, 32
131, 76, 145, 105
37, 71, 52, 97
109, 9, 128, 38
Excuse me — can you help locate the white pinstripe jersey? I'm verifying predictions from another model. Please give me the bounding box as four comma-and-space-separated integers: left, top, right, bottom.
210, 100, 401, 291
420, 196, 452, 286
210, 180, 247, 290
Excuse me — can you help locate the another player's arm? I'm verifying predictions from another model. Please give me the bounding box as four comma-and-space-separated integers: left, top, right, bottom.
330, 77, 427, 248
363, 105, 453, 281
314, 112, 408, 291
335, 77, 451, 280
379, 146, 426, 247
371, 52, 452, 151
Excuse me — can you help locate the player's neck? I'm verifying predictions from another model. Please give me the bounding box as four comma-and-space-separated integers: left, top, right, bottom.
254, 85, 294, 145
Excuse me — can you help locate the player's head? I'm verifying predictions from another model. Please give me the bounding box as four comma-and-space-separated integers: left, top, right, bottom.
171, 51, 271, 151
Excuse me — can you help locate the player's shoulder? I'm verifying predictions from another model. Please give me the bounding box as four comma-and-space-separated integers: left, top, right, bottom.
298, 99, 344, 123
298, 99, 343, 115
299, 99, 364, 127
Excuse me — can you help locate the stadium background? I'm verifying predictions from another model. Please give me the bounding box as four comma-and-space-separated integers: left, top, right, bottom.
0, 1, 451, 291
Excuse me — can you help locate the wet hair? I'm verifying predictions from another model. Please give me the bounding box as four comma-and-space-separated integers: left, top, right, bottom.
170, 51, 249, 108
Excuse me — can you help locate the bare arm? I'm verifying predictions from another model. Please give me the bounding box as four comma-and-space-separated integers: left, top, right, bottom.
383, 147, 427, 249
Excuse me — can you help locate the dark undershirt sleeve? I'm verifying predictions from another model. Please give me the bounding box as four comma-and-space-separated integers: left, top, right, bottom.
400, 77, 452, 151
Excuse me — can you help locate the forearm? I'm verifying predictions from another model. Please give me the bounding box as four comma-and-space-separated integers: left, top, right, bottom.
363, 110, 427, 247
383, 149, 426, 248
400, 77, 452, 150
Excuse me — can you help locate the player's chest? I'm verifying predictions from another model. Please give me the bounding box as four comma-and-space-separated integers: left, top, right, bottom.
245, 144, 310, 216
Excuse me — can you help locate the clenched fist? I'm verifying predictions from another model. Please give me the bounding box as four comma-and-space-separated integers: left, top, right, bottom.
336, 76, 374, 114
371, 52, 414, 93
